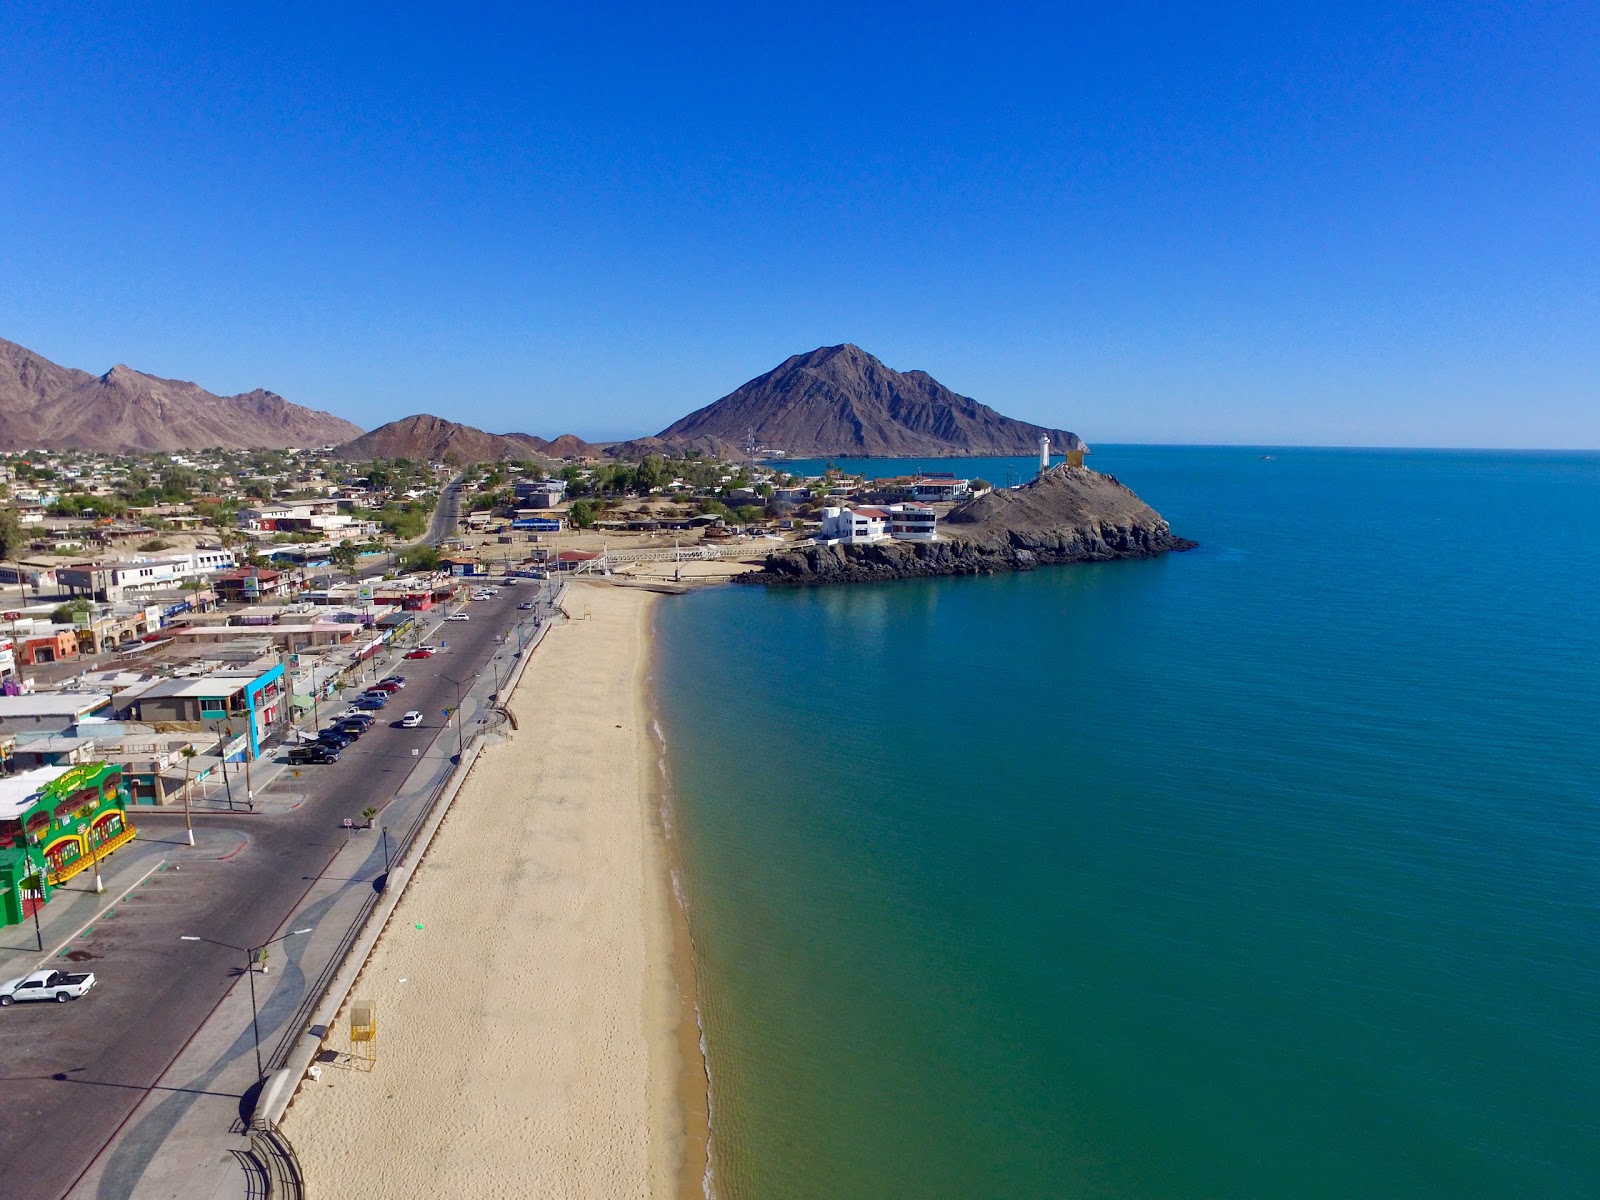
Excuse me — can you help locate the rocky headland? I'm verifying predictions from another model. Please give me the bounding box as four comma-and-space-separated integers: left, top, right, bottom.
747, 464, 1196, 586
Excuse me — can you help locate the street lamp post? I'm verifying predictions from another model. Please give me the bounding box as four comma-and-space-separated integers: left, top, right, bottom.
180, 926, 312, 1081
442, 673, 470, 763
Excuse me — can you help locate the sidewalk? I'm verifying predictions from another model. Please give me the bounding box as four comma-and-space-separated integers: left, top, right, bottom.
64, 595, 562, 1200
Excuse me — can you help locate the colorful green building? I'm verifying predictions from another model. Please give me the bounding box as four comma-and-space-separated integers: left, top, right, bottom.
0, 763, 135, 927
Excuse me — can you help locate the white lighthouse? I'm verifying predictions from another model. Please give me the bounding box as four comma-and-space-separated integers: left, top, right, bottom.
1038, 434, 1050, 475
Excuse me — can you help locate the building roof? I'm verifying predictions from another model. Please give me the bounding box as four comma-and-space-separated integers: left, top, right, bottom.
0, 766, 73, 820
126, 678, 242, 701
0, 694, 112, 718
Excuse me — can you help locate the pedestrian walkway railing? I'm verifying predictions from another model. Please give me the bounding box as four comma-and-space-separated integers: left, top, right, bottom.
248, 1119, 305, 1199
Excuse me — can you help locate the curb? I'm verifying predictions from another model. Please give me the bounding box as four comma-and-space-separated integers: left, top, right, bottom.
262, 591, 564, 1128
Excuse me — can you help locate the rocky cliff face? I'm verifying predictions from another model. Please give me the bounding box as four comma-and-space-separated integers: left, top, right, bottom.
748, 464, 1195, 586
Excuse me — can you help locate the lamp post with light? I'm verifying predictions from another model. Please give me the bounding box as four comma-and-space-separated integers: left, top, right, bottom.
179, 926, 312, 1081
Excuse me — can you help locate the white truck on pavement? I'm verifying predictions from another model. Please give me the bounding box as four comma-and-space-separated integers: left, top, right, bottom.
0, 969, 97, 1004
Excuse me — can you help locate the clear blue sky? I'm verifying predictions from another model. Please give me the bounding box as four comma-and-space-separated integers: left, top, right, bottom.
2, 2, 1595, 447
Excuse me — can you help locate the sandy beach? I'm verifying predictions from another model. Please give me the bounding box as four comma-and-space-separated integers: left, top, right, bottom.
282, 583, 700, 1198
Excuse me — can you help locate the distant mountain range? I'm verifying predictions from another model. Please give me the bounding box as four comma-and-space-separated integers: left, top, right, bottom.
347, 344, 1083, 464
0, 337, 362, 452
1, 336, 1083, 462
334, 414, 597, 464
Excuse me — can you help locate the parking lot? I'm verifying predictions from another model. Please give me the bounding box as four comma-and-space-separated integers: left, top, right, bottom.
0, 585, 549, 1200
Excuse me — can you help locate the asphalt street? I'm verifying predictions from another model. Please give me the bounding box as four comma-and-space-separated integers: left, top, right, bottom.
0, 583, 544, 1200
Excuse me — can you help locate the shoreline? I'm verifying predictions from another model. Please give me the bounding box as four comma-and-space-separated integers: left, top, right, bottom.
642, 591, 714, 1199
282, 583, 704, 1197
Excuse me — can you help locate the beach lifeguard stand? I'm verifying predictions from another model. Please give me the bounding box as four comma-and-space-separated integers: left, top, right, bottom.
348, 999, 378, 1069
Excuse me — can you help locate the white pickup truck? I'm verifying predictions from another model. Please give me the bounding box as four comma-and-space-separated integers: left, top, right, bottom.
0, 969, 97, 1004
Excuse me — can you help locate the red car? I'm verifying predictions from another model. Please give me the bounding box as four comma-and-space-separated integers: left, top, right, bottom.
403, 649, 433, 660
371, 681, 403, 693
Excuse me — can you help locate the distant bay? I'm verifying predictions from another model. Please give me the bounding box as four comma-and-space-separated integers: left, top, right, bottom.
657, 446, 1600, 1199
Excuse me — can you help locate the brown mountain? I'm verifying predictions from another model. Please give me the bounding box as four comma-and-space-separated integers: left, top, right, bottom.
0, 337, 362, 452
653, 344, 1086, 458
336, 415, 597, 464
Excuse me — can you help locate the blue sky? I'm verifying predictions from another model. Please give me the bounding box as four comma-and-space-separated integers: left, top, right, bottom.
2, 2, 1595, 447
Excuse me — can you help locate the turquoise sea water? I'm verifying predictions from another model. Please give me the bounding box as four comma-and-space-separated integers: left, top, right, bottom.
655, 446, 1600, 1200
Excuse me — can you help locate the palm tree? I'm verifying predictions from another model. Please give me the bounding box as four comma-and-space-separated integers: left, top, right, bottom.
179, 745, 197, 846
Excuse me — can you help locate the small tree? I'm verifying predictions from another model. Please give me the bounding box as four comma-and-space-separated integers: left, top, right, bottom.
361, 806, 379, 829
970, 478, 993, 494
331, 540, 359, 582
52, 598, 92, 623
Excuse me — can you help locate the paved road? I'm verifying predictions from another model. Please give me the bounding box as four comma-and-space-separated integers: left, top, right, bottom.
0, 583, 546, 1200
422, 471, 466, 546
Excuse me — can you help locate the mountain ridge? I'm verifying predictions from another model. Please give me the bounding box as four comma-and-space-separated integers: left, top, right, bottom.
335, 414, 597, 464
651, 343, 1085, 458
0, 337, 362, 452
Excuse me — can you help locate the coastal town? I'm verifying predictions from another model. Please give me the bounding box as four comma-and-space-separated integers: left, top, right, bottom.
0, 439, 1011, 1199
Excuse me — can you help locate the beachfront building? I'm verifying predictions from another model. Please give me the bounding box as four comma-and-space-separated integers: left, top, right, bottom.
0, 763, 135, 925
820, 504, 938, 544
820, 506, 890, 544
887, 504, 937, 541
116, 660, 286, 760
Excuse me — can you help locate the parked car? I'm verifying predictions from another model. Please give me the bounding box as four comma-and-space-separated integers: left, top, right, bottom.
380, 676, 407, 688
355, 696, 388, 711
291, 745, 341, 764
370, 681, 403, 693
330, 720, 365, 738
403, 649, 432, 660
447, 613, 470, 622
315, 730, 353, 749
399, 710, 423, 728
336, 709, 375, 726
0, 969, 96, 1005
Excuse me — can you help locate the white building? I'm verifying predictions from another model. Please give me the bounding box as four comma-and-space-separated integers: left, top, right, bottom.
820, 506, 890, 544
56, 550, 237, 603
820, 504, 937, 544
238, 502, 357, 535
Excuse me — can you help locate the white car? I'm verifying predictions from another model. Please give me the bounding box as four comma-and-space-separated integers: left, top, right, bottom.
447, 612, 470, 622
400, 710, 423, 728
0, 969, 96, 1004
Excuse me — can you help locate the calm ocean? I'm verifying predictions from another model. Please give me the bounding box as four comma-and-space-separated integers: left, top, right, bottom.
654, 446, 1600, 1200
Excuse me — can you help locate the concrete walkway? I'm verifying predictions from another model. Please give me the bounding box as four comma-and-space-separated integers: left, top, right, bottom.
63, 593, 561, 1200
